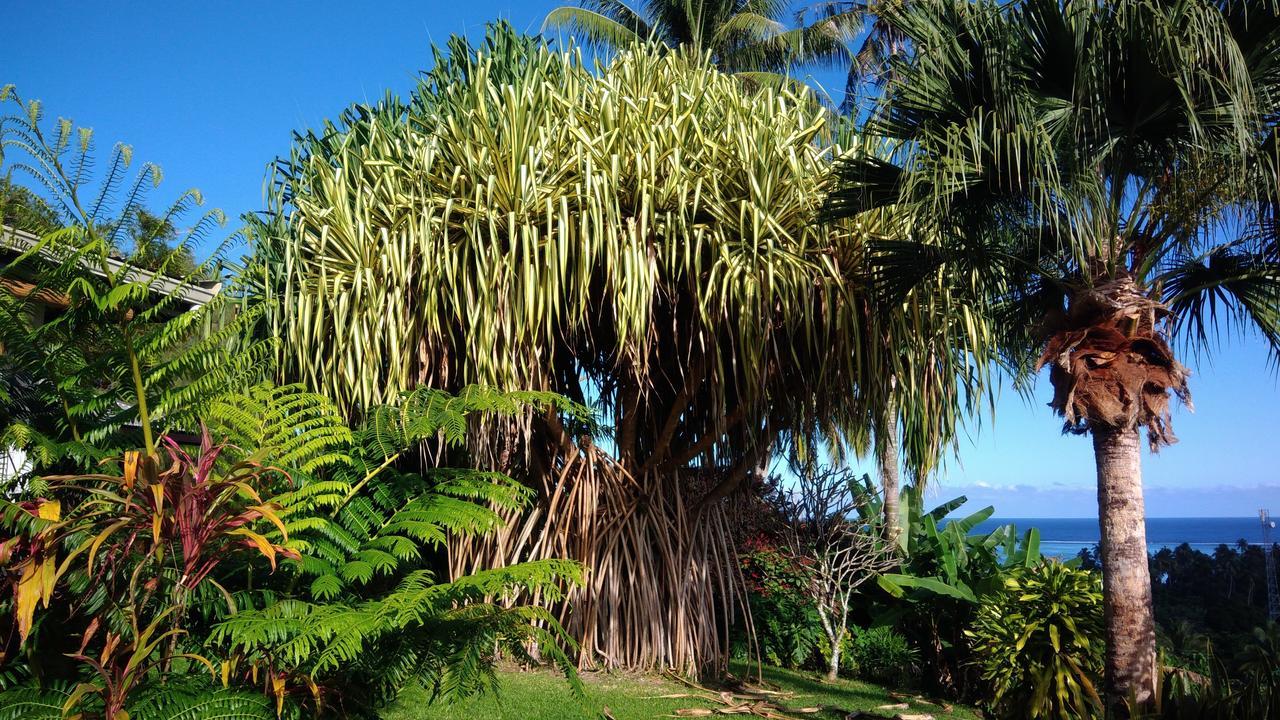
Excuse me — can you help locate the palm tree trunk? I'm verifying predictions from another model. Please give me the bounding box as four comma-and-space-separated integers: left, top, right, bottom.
878, 407, 900, 540
1093, 425, 1156, 706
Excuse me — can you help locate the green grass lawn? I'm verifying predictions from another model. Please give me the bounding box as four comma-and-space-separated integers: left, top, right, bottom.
381, 662, 981, 720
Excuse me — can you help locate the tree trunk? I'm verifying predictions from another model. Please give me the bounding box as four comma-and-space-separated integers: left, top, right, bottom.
450, 447, 744, 675
815, 604, 841, 681
878, 407, 900, 541
1093, 425, 1157, 707
826, 640, 841, 682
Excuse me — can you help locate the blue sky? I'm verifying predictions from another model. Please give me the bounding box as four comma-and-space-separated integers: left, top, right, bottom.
6, 1, 1279, 517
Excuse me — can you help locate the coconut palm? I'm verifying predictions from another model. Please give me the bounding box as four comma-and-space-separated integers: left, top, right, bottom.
826, 0, 1280, 705
542, 0, 857, 82
800, 1, 914, 109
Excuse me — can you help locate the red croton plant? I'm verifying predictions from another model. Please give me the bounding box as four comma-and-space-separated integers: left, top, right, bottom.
1, 429, 296, 717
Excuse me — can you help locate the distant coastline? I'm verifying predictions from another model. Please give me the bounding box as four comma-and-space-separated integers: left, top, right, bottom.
971, 516, 1275, 558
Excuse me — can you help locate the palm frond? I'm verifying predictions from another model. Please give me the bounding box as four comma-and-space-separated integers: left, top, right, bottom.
542, 7, 649, 52
1162, 243, 1280, 360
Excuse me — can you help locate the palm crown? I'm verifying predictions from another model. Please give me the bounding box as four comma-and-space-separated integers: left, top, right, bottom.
543, 0, 855, 77
830, 0, 1280, 439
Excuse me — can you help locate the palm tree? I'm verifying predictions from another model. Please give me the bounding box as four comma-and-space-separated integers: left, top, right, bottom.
826, 0, 1280, 706
800, 1, 913, 109
542, 1, 856, 82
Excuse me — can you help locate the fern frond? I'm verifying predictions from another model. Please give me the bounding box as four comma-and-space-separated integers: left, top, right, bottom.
0, 684, 81, 720
127, 687, 274, 720
207, 383, 353, 472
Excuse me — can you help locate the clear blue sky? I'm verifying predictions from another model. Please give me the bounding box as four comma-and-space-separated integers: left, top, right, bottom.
6, 1, 1278, 517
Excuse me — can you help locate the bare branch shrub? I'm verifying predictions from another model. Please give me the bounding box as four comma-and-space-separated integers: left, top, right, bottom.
777, 465, 897, 680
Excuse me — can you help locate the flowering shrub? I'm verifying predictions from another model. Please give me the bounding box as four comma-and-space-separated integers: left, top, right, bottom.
738, 534, 822, 668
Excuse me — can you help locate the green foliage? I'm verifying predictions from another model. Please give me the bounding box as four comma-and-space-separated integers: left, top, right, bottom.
967, 561, 1104, 719
0, 684, 80, 720
202, 383, 588, 715
126, 686, 275, 720
0, 434, 294, 717
876, 485, 1040, 605
250, 27, 807, 675
250, 20, 981, 481
1143, 541, 1280, 674
867, 485, 1041, 700
841, 626, 918, 687
0, 680, 276, 720
0, 88, 271, 468
541, 0, 858, 82
1152, 624, 1280, 720
213, 562, 582, 709
253, 28, 995, 676
206, 383, 353, 473
829, 4, 1280, 701
0, 177, 59, 235
737, 534, 823, 668
1238, 623, 1280, 697
109, 207, 201, 277
827, 0, 1280, 369
2, 379, 589, 717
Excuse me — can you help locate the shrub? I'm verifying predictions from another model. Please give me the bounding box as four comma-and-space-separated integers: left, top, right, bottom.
966, 561, 1104, 719
0, 434, 293, 718
0, 385, 586, 718
843, 626, 919, 687
738, 534, 823, 669
872, 485, 1041, 699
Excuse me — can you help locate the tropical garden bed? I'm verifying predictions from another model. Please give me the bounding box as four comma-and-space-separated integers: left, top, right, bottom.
383, 663, 981, 720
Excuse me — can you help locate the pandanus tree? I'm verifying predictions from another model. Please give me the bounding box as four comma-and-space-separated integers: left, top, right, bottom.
252, 25, 991, 672
826, 0, 1280, 705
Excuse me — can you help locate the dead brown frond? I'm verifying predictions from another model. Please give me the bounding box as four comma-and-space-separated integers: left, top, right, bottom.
660, 670, 821, 719
1037, 276, 1192, 451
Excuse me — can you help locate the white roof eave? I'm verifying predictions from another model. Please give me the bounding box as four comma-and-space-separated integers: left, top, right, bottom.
1, 224, 221, 307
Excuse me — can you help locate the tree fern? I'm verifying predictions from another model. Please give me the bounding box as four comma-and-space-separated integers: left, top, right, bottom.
204, 384, 589, 714
248, 384, 583, 602
205, 383, 353, 473
213, 562, 583, 705
0, 87, 271, 470
127, 685, 275, 720
0, 681, 275, 720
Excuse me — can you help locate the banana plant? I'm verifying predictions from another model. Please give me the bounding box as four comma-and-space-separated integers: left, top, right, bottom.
865, 484, 1043, 698
876, 484, 1041, 605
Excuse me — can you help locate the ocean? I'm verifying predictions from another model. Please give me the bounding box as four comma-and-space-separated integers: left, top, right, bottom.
969, 517, 1273, 558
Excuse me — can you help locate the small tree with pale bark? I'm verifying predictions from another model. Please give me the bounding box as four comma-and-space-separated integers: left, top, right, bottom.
779, 465, 896, 681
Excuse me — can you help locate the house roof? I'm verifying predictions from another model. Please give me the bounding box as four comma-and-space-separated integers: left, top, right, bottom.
1, 224, 222, 308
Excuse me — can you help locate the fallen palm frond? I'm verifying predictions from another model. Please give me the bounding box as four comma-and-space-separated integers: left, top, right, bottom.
657, 670, 820, 719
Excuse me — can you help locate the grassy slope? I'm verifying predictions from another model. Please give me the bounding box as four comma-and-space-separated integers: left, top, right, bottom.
382, 662, 981, 720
